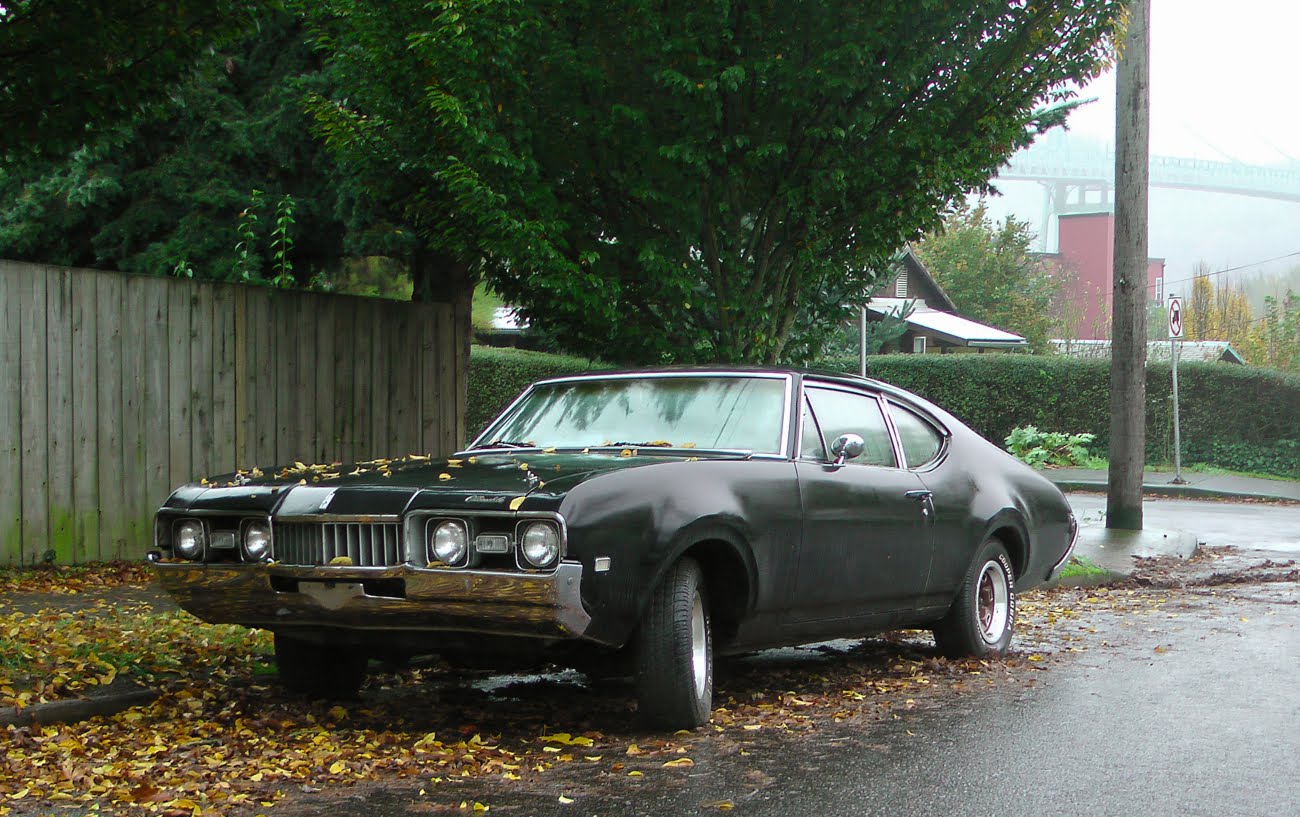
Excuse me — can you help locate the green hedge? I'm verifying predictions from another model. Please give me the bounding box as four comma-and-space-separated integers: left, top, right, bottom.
821, 354, 1300, 478
467, 346, 609, 435
466, 348, 1300, 477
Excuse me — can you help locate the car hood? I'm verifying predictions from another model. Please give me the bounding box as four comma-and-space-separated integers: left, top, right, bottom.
164, 449, 745, 516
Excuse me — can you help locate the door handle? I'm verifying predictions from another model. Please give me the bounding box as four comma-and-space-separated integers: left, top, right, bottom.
905, 489, 934, 519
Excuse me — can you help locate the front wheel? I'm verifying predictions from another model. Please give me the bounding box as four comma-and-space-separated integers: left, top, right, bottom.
933, 539, 1016, 658
635, 557, 713, 729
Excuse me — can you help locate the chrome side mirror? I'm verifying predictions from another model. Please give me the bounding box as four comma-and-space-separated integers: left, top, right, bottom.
830, 433, 865, 466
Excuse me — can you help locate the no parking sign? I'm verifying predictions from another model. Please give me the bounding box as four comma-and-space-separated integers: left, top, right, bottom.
1167, 295, 1184, 339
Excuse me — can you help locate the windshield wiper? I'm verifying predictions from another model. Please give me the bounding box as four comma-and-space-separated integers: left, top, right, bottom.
474, 440, 537, 449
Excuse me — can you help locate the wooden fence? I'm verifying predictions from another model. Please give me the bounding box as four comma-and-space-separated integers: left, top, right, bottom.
0, 261, 467, 565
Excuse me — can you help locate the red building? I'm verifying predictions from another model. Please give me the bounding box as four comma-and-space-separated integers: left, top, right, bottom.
1040, 212, 1165, 340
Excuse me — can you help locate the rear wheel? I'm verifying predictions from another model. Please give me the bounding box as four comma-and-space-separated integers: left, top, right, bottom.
274, 633, 368, 698
635, 557, 713, 729
933, 539, 1016, 658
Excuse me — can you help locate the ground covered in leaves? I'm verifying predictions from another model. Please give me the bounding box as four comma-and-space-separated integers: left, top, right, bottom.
1, 551, 1293, 817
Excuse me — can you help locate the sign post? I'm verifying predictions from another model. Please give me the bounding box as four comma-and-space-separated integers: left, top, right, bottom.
1167, 295, 1186, 484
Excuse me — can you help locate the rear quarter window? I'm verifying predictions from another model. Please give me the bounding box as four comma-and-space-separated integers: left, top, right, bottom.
890, 404, 945, 469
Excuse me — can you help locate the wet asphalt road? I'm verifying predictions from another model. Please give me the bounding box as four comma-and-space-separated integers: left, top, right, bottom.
301, 497, 1298, 817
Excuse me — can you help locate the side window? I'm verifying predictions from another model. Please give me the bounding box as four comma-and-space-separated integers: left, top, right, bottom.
805, 386, 897, 467
890, 404, 945, 469
799, 397, 826, 460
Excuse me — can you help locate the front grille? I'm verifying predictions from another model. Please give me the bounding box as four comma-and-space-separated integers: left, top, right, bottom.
273, 522, 405, 567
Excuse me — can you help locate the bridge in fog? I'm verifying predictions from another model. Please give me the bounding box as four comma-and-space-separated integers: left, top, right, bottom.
997, 139, 1300, 212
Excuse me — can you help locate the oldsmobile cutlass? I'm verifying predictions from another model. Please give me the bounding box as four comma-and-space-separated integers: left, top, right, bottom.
151, 369, 1077, 728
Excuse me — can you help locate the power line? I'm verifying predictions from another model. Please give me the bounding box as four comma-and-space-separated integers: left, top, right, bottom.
1153, 250, 1300, 293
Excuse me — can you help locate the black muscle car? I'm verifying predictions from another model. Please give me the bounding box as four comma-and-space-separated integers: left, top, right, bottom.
151, 369, 1077, 728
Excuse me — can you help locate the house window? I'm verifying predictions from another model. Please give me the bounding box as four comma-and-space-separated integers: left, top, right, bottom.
895, 270, 909, 298
912, 336, 927, 354
1155, 276, 1164, 302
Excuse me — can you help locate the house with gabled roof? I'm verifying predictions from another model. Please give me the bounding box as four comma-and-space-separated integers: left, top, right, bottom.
865, 249, 1028, 353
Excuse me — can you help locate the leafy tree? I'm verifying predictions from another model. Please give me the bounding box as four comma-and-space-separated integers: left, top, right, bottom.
0, 13, 347, 283
0, 1, 275, 162
1240, 290, 1300, 373
912, 201, 1066, 353
309, 0, 1122, 364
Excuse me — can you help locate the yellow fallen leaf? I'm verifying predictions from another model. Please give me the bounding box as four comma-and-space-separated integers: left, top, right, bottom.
439, 473, 452, 481
559, 795, 574, 804
509, 497, 525, 511
329, 761, 346, 774
447, 459, 463, 467
661, 757, 694, 768
473, 803, 490, 812
543, 447, 557, 454
627, 771, 643, 777
518, 462, 529, 470
620, 449, 634, 457
329, 556, 353, 566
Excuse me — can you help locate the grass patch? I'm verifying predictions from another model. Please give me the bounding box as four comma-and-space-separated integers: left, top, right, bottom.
1058, 556, 1109, 580
471, 281, 506, 331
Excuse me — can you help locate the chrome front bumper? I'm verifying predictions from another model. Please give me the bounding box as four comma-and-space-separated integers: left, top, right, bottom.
151, 557, 591, 641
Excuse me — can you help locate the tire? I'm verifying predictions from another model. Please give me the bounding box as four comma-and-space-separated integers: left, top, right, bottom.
635, 557, 713, 729
933, 539, 1016, 659
274, 632, 368, 698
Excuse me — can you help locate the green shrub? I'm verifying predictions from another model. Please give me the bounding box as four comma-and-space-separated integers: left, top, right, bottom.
1005, 426, 1096, 468
466, 349, 1300, 478
467, 346, 609, 435
817, 354, 1300, 478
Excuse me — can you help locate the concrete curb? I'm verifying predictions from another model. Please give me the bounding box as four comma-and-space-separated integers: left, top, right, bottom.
1043, 526, 1201, 590
0, 682, 158, 728
1051, 480, 1297, 503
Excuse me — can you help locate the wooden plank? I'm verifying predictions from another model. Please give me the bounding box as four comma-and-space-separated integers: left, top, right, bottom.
372, 300, 394, 457
70, 270, 100, 563
417, 301, 438, 454
18, 266, 48, 565
350, 299, 375, 460
273, 289, 296, 465
0, 265, 25, 564
95, 272, 128, 560
437, 301, 457, 454
233, 286, 252, 468
142, 278, 171, 521
295, 292, 317, 464
250, 286, 275, 467
189, 283, 215, 479
331, 295, 356, 462
314, 294, 336, 463
120, 274, 149, 557
45, 267, 74, 562
167, 280, 193, 486
391, 301, 418, 455
211, 282, 237, 474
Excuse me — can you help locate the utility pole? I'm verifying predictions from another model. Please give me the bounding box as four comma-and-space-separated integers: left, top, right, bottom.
1107, 0, 1150, 530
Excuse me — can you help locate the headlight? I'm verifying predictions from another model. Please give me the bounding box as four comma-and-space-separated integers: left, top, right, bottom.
429, 520, 468, 565
174, 520, 205, 560
242, 521, 272, 561
519, 522, 560, 569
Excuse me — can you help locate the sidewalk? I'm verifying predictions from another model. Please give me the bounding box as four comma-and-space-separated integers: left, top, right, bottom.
1046, 467, 1300, 502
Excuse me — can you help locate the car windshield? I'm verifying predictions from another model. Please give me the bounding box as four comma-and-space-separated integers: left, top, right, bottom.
480, 375, 789, 454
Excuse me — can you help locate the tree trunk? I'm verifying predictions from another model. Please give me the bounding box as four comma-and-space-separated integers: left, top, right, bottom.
1107, 0, 1149, 531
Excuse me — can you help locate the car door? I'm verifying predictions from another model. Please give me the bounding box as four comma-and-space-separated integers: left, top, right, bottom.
789, 382, 935, 626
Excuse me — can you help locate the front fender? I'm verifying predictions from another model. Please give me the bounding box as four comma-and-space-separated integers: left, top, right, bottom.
559, 459, 799, 647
